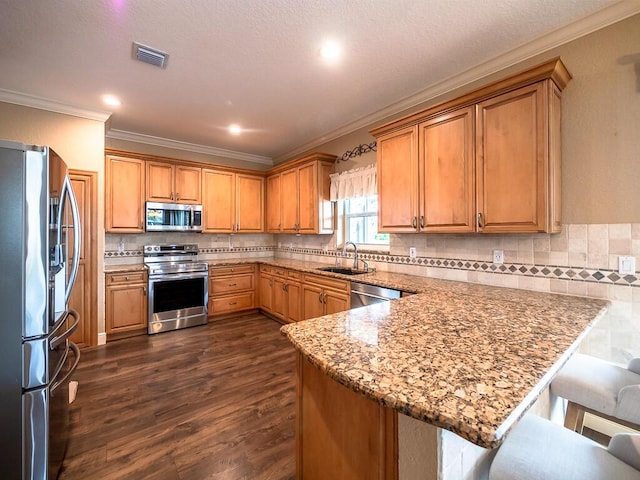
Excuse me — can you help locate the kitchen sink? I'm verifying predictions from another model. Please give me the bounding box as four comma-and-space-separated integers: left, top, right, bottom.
316, 266, 368, 276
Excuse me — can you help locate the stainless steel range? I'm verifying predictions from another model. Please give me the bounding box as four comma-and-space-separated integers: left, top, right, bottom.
144, 244, 209, 334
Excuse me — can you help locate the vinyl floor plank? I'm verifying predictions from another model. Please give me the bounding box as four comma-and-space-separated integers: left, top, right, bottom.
59, 313, 296, 480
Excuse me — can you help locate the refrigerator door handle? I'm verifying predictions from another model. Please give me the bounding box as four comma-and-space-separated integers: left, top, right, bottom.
50, 341, 80, 395
50, 309, 79, 350
58, 176, 82, 305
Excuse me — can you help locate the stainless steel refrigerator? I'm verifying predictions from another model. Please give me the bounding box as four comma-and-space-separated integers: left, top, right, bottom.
0, 140, 81, 479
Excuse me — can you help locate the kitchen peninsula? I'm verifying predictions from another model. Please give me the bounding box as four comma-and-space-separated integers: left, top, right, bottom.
280, 272, 609, 479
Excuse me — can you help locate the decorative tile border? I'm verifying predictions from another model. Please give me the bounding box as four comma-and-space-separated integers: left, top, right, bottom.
278, 247, 640, 287
104, 245, 640, 287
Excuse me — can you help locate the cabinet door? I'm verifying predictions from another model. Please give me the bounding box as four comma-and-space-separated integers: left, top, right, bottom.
201, 169, 235, 233
105, 283, 147, 334
259, 274, 274, 312
105, 155, 145, 232
324, 290, 349, 315
237, 174, 264, 232
272, 276, 287, 320
266, 174, 281, 232
302, 284, 324, 321
146, 161, 174, 202
420, 107, 475, 232
280, 168, 299, 232
175, 165, 201, 204
297, 163, 318, 233
476, 83, 546, 232
287, 281, 302, 323
377, 126, 419, 232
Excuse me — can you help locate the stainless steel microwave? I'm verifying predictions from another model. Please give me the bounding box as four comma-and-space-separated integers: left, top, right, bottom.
145, 202, 203, 232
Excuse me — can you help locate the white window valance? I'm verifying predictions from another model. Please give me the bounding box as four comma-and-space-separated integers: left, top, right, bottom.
329, 164, 377, 201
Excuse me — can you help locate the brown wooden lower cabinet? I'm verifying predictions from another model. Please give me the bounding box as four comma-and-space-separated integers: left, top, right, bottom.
302, 273, 350, 319
297, 353, 398, 479
208, 264, 257, 317
105, 271, 148, 340
259, 265, 303, 323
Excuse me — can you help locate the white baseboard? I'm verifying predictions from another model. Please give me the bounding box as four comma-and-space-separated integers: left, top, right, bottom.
584, 412, 639, 437
97, 332, 107, 346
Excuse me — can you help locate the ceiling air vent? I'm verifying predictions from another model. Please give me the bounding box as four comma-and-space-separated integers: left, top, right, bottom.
132, 42, 169, 69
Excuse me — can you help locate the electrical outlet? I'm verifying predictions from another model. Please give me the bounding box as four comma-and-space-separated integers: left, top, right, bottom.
618, 256, 636, 275
493, 249, 504, 264
409, 247, 417, 258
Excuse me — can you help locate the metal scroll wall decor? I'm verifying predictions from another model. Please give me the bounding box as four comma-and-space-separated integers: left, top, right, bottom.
336, 141, 377, 163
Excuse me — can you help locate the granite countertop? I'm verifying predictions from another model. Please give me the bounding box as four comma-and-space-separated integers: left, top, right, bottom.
277, 261, 609, 449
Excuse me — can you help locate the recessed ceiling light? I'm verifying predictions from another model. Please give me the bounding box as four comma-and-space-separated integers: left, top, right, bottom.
103, 94, 121, 107
320, 40, 341, 62
229, 124, 242, 135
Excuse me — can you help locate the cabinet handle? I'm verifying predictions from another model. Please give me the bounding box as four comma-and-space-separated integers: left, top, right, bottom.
477, 212, 484, 228
125, 276, 130, 281
420, 215, 425, 228
228, 283, 237, 287
143, 286, 147, 296
412, 216, 417, 229
319, 292, 323, 304
176, 193, 180, 201
229, 302, 237, 306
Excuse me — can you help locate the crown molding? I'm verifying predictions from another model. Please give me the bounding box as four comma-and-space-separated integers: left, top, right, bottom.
106, 129, 273, 166
0, 88, 112, 122
274, 0, 640, 162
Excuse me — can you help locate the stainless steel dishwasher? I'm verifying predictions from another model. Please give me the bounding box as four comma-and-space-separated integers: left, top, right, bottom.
350, 281, 411, 309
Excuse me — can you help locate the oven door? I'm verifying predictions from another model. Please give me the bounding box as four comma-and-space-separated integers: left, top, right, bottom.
148, 272, 208, 334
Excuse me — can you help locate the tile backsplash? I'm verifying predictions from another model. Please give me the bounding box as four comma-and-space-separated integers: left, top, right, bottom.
105, 224, 640, 363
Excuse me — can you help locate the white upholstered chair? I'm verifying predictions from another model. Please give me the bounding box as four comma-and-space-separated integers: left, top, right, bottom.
550, 354, 640, 432
489, 414, 640, 480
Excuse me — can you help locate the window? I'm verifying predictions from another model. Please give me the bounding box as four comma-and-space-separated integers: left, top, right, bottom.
343, 195, 389, 247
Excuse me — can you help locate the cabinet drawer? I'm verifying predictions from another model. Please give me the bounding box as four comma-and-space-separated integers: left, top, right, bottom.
287, 270, 302, 280
210, 264, 255, 276
209, 292, 255, 314
106, 271, 146, 285
210, 274, 254, 295
303, 273, 349, 291
272, 267, 287, 278
260, 264, 273, 275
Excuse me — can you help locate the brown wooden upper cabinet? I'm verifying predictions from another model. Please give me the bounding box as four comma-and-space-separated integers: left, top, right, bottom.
201, 169, 264, 233
371, 58, 570, 234
146, 161, 201, 204
266, 153, 336, 234
105, 154, 146, 232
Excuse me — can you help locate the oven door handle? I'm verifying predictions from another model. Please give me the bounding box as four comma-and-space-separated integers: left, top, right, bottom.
149, 272, 208, 282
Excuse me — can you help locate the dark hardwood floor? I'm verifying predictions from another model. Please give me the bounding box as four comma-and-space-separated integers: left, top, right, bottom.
59, 313, 296, 480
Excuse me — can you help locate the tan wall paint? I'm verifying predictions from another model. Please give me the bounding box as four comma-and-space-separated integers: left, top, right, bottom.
297, 14, 640, 224
0, 102, 107, 338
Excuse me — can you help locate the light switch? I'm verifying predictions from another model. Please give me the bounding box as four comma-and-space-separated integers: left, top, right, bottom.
618, 256, 636, 275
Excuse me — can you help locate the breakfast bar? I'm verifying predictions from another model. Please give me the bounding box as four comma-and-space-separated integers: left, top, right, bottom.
281, 277, 609, 479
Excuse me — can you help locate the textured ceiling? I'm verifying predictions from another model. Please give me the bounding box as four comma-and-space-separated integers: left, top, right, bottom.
0, 0, 635, 162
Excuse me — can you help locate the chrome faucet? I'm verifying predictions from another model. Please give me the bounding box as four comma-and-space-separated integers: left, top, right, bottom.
343, 241, 358, 269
